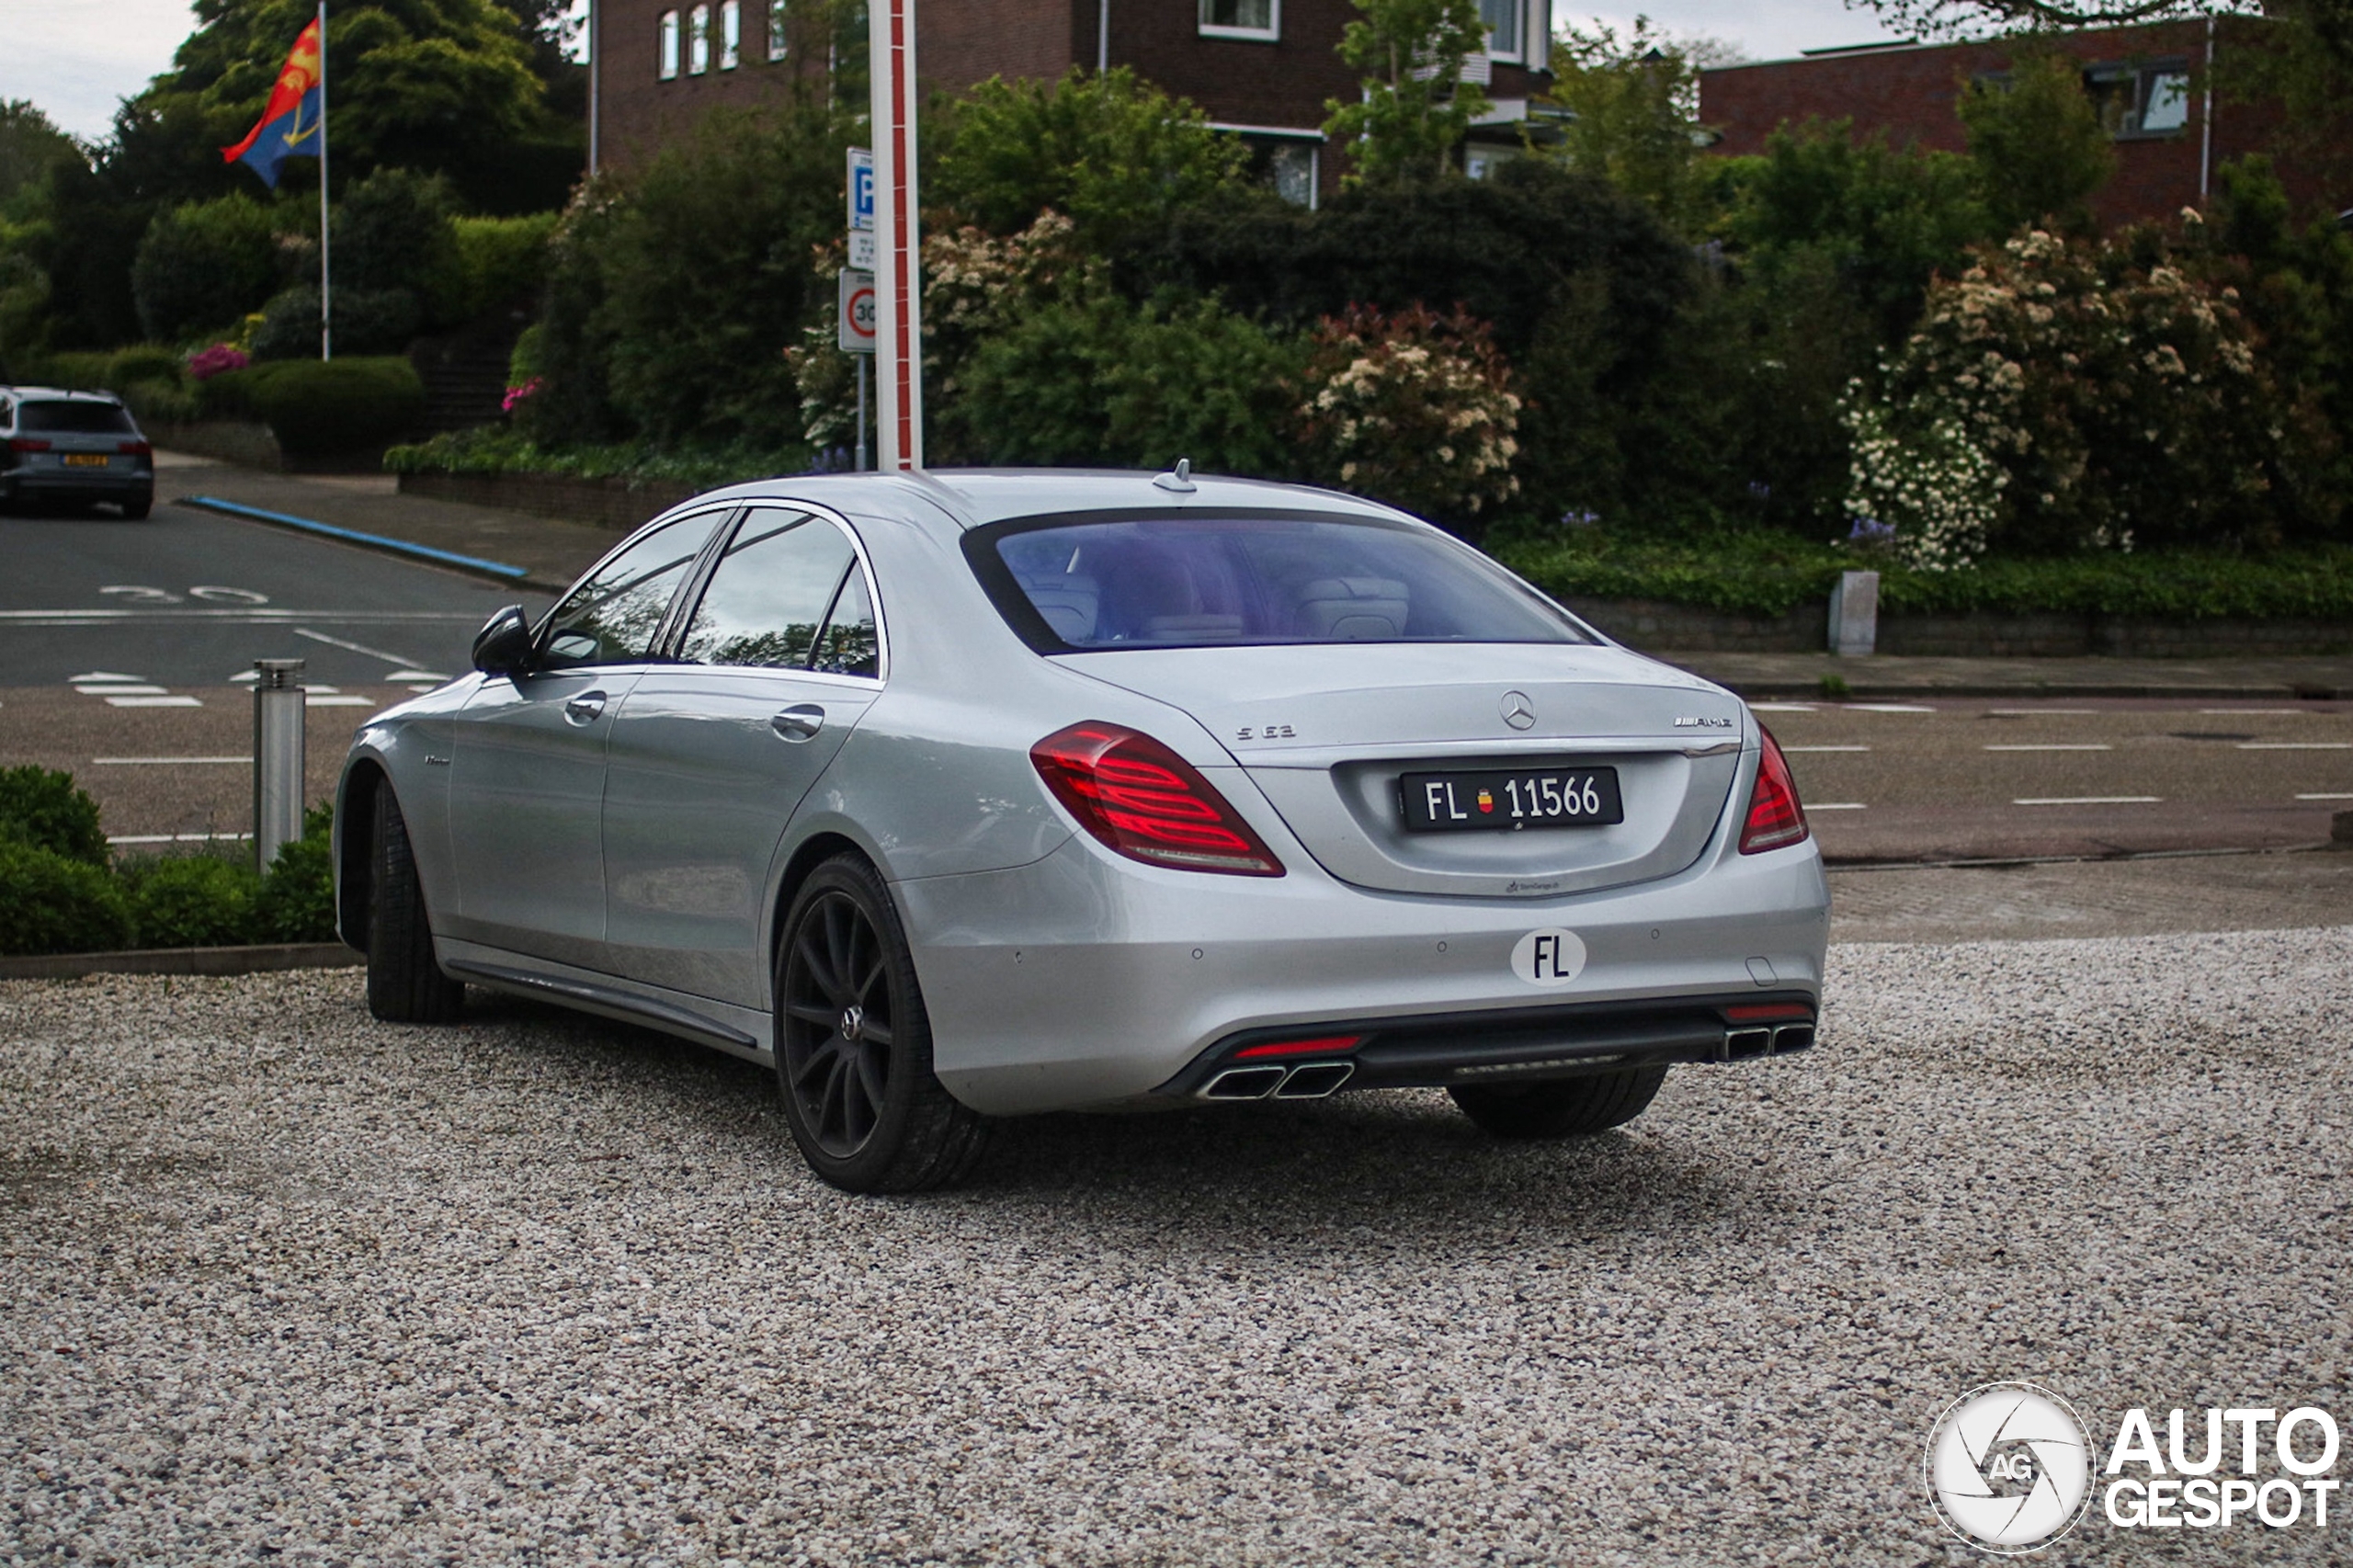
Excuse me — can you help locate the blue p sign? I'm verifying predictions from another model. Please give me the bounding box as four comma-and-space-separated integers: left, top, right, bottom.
847, 148, 874, 232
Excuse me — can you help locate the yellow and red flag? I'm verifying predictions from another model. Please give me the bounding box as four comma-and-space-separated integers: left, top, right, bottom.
221, 19, 324, 188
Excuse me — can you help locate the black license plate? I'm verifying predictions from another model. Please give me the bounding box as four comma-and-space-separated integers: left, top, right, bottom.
1401, 767, 1624, 832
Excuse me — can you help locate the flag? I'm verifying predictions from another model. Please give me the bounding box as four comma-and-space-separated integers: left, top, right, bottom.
221, 19, 324, 188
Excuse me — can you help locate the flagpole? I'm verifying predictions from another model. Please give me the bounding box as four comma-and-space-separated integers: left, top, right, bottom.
317, 1, 332, 361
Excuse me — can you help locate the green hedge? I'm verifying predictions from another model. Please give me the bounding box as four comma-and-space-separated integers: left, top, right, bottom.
384, 425, 806, 486
201, 357, 424, 456
0, 775, 340, 957
1492, 531, 2353, 622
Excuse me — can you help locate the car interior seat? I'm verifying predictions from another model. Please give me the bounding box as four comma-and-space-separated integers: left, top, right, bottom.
1291, 576, 1410, 640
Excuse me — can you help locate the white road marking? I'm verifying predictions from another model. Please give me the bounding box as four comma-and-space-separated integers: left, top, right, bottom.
0, 608, 482, 620
293, 626, 425, 665
1750, 702, 1815, 712
68, 670, 143, 683
188, 585, 269, 604
2202, 708, 2303, 714
306, 695, 376, 708
1809, 802, 1869, 811
385, 669, 449, 683
105, 695, 204, 708
2015, 796, 2160, 805
1984, 744, 2112, 751
1986, 708, 2097, 715
1784, 745, 1870, 753
92, 756, 250, 765
75, 684, 166, 695
1848, 703, 1937, 712
2238, 742, 2350, 750
108, 832, 255, 845
2298, 792, 2353, 801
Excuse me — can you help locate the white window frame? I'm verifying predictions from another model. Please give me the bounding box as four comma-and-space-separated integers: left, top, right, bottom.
1480, 0, 1525, 64
1211, 122, 1323, 210
659, 8, 680, 79
1198, 0, 1279, 44
720, 0, 741, 67
766, 0, 788, 61
688, 3, 711, 74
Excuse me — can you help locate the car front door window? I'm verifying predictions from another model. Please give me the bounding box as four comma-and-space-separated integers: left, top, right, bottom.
540, 511, 722, 668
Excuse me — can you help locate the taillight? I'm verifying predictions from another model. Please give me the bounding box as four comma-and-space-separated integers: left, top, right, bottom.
118, 439, 152, 457
8, 437, 51, 452
1030, 721, 1285, 877
1738, 726, 1810, 855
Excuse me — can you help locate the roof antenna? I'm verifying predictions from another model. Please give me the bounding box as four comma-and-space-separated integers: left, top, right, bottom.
1153, 457, 1196, 494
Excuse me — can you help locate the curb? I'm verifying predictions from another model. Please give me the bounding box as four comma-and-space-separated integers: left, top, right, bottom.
176, 494, 546, 587
0, 942, 362, 982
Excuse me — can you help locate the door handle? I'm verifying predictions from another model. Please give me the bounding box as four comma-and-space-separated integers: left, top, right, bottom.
771, 704, 825, 742
563, 692, 608, 725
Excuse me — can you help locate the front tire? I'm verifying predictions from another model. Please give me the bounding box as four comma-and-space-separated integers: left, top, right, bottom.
366, 785, 464, 1023
1449, 1065, 1668, 1139
774, 855, 986, 1193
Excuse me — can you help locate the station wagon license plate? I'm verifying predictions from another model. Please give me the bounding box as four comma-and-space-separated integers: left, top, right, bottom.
63, 453, 108, 467
1401, 767, 1624, 832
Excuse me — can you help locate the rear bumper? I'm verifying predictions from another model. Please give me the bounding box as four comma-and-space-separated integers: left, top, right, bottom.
3, 469, 153, 503
896, 829, 1830, 1116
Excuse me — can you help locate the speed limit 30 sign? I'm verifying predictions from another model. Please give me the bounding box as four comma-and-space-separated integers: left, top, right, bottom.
837, 269, 876, 355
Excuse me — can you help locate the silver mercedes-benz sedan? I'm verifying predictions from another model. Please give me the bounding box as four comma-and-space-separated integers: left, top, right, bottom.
335, 469, 1828, 1191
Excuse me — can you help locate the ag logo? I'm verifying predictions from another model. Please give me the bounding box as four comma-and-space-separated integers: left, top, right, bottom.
1509, 927, 1585, 987
1927, 1382, 2094, 1553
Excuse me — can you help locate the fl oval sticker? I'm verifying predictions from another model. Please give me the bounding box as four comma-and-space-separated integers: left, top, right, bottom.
1511, 927, 1586, 987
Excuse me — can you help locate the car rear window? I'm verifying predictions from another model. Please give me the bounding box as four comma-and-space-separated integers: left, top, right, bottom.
969, 513, 1593, 653
15, 401, 137, 435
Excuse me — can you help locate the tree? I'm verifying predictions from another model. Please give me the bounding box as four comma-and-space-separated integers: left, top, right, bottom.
928, 69, 1254, 247
1957, 47, 2116, 233
1324, 0, 1492, 187
1544, 18, 1743, 237
0, 102, 82, 220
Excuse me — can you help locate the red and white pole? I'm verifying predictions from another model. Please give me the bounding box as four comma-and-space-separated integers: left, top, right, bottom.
870, 0, 922, 469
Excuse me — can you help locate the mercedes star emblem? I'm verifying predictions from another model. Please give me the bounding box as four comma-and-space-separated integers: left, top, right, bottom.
1500, 690, 1536, 730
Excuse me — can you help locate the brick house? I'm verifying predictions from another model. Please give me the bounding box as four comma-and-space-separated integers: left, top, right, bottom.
1699, 23, 2344, 228
587, 0, 1559, 201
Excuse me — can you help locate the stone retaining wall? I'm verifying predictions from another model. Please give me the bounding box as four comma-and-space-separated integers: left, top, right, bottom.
398, 470, 703, 531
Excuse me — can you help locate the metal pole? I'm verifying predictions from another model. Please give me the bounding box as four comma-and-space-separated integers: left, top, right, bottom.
1097, 0, 1108, 72
317, 0, 332, 361
855, 354, 868, 472
2199, 17, 2216, 203
588, 0, 601, 175
253, 659, 307, 875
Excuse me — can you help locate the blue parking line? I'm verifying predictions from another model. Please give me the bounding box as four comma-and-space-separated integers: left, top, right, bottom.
178, 495, 532, 582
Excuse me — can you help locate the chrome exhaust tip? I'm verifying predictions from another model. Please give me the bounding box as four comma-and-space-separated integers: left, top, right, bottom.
1273, 1062, 1354, 1099
1724, 1027, 1773, 1062
1200, 1065, 1287, 1100
1770, 1023, 1815, 1054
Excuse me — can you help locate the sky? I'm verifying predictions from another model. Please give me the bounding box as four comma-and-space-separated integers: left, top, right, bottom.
3, 0, 1915, 144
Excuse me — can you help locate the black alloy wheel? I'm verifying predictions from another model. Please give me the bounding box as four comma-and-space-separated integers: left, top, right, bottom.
773, 855, 987, 1192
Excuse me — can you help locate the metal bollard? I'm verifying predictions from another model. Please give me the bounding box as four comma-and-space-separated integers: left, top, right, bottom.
253, 658, 306, 874
1828, 570, 1880, 657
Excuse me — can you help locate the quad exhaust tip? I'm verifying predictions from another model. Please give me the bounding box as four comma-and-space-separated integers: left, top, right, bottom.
1199, 1061, 1356, 1101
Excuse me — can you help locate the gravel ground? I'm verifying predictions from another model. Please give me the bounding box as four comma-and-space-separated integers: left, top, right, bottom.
3, 929, 2348, 1566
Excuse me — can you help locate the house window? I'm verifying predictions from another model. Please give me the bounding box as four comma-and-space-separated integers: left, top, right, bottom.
688, 4, 711, 74
2083, 60, 2192, 137
1199, 0, 1278, 42
1480, 0, 1520, 62
659, 9, 680, 78
720, 0, 741, 66
767, 0, 788, 61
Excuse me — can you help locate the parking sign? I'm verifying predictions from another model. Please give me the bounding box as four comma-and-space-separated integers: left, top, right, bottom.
838, 268, 876, 354
847, 147, 873, 233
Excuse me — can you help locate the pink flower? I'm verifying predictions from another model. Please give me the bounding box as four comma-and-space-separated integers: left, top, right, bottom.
187, 344, 249, 382
501, 377, 546, 415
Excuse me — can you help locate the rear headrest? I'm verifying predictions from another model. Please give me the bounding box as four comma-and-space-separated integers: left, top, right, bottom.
1018, 571, 1099, 642
1293, 576, 1408, 641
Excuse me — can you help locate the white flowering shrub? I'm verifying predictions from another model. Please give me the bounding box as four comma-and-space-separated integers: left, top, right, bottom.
1859, 227, 2320, 555
1295, 302, 1521, 531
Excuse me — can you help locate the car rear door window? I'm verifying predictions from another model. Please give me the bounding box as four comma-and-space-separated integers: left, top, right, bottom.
677, 507, 869, 672
539, 510, 723, 668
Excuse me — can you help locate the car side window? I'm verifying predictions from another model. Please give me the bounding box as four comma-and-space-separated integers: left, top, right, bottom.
810, 563, 878, 677
539, 510, 722, 669
677, 508, 861, 670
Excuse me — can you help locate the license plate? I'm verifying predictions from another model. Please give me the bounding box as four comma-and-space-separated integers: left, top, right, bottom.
62, 453, 108, 467
1401, 767, 1624, 832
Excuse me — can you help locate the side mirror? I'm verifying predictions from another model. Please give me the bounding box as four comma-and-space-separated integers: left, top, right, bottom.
472, 605, 535, 676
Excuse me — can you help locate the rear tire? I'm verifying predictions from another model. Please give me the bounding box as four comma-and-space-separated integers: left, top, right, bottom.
1449, 1065, 1668, 1139
366, 785, 464, 1023
774, 855, 987, 1193
120, 496, 152, 520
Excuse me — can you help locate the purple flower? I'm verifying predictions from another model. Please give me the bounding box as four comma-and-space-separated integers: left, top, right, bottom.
1847, 517, 1897, 545
187, 344, 249, 382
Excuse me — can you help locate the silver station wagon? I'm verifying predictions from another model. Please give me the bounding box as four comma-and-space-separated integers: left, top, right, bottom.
0, 388, 154, 517
335, 470, 1829, 1190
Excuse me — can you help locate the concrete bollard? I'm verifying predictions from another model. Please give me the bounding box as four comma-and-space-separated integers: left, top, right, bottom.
1828, 570, 1880, 657
253, 659, 306, 875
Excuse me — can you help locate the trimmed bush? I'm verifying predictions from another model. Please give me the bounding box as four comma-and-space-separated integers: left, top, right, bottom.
104, 344, 184, 390
131, 194, 282, 342
0, 765, 108, 866
251, 285, 422, 359
119, 377, 200, 425
254, 803, 337, 943
0, 839, 134, 956
246, 357, 426, 458
119, 852, 262, 949
451, 211, 558, 318
26, 349, 112, 392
